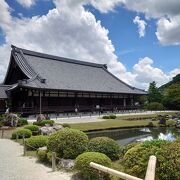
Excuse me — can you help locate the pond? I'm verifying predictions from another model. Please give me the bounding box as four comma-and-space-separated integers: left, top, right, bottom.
86, 127, 180, 146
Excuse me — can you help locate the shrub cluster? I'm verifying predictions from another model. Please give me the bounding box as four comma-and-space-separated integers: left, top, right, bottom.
75, 152, 111, 180
17, 118, 28, 126
88, 137, 121, 160
102, 114, 116, 119
33, 120, 54, 126
166, 120, 176, 126
123, 140, 180, 180
26, 135, 48, 150
37, 150, 53, 164
24, 125, 39, 135
12, 129, 32, 139
47, 128, 88, 159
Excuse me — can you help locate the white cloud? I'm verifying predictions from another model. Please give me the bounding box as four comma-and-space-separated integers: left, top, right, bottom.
133, 16, 147, 38
132, 57, 180, 89
0, 0, 12, 30
16, 0, 36, 8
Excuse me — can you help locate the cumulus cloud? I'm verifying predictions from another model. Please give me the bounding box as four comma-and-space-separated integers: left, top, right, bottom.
16, 0, 36, 8
132, 57, 180, 89
119, 0, 180, 45
133, 16, 147, 37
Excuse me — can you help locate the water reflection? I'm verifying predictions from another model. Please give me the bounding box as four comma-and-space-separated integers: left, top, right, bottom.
87, 127, 180, 146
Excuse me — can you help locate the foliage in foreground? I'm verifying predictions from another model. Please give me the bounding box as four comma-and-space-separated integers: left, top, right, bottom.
88, 137, 121, 160
102, 114, 117, 119
123, 140, 180, 180
12, 129, 32, 139
75, 152, 111, 180
26, 135, 48, 150
47, 128, 89, 159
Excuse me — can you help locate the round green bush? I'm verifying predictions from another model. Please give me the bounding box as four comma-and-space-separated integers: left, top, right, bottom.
47, 128, 88, 159
26, 135, 48, 150
75, 152, 111, 180
37, 150, 47, 162
24, 125, 39, 134
12, 129, 32, 139
17, 118, 28, 126
88, 137, 121, 160
123, 140, 180, 180
166, 120, 176, 126
33, 120, 54, 126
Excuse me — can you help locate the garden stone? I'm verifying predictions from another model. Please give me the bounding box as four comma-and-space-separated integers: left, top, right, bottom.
37, 114, 46, 122
38, 146, 47, 151
40, 125, 63, 135
59, 159, 75, 169
176, 120, 180, 128
4, 113, 19, 127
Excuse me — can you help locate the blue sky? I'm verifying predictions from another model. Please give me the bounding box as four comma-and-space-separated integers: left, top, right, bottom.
0, 0, 179, 88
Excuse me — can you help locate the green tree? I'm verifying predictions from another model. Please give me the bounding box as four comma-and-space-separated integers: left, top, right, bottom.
163, 82, 180, 110
148, 81, 162, 103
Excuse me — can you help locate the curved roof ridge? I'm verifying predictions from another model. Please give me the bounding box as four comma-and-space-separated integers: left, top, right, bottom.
12, 45, 106, 68
12, 47, 43, 82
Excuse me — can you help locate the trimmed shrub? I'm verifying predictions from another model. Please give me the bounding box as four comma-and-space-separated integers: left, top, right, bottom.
37, 150, 47, 163
166, 120, 176, 126
88, 137, 121, 160
24, 125, 39, 135
109, 114, 117, 119
123, 140, 180, 180
75, 152, 111, 180
147, 121, 154, 127
26, 135, 48, 150
12, 128, 32, 139
146, 102, 164, 110
102, 115, 110, 119
47, 128, 88, 159
33, 120, 54, 126
122, 142, 140, 155
102, 114, 117, 119
18, 118, 28, 126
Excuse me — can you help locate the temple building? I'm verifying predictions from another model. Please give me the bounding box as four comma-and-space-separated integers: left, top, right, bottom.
0, 45, 147, 115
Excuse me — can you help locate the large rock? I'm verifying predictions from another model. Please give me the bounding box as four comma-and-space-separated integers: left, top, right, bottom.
40, 125, 63, 135
59, 159, 75, 169
4, 113, 19, 127
176, 120, 180, 128
37, 114, 46, 122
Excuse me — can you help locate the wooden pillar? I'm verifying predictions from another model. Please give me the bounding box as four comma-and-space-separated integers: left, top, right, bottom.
123, 98, 126, 107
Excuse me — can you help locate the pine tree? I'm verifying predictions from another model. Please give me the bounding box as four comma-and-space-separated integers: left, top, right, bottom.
148, 81, 162, 103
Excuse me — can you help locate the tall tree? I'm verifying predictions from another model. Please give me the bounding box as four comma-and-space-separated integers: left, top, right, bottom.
148, 81, 162, 103
163, 82, 180, 110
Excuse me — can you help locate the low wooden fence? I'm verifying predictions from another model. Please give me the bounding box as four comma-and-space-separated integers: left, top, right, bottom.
90, 156, 156, 180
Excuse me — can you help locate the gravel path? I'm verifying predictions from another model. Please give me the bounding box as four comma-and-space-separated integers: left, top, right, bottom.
0, 139, 73, 180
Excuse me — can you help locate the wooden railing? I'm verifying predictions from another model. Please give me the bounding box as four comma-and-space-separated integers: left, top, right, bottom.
90, 155, 157, 180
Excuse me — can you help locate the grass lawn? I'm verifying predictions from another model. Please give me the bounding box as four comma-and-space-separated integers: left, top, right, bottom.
69, 112, 177, 131
71, 119, 159, 131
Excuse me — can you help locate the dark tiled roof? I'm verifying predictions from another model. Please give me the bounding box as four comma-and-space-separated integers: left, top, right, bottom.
0, 85, 12, 99
9, 45, 147, 94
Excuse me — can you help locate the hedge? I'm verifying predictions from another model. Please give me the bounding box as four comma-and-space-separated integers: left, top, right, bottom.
123, 140, 180, 180
75, 152, 111, 180
88, 137, 121, 160
12, 129, 32, 139
26, 135, 48, 150
33, 120, 54, 126
24, 125, 39, 135
47, 128, 88, 159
